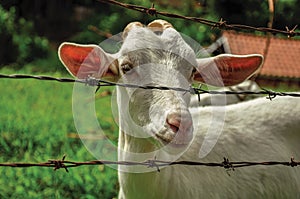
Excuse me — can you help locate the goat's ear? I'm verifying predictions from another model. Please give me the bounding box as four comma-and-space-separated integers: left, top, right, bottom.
58, 42, 119, 79
194, 54, 263, 87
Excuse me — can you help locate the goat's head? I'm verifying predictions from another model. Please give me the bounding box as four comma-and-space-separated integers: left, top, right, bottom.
58, 20, 263, 155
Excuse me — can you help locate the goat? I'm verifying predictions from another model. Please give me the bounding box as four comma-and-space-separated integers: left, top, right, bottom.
58, 20, 300, 199
189, 80, 261, 107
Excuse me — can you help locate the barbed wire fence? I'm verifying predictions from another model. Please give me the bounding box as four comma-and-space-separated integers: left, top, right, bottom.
0, 74, 299, 100
0, 0, 300, 172
0, 155, 298, 172
0, 74, 299, 171
97, 0, 300, 38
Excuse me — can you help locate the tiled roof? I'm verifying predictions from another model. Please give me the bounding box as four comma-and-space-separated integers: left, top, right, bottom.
222, 31, 300, 79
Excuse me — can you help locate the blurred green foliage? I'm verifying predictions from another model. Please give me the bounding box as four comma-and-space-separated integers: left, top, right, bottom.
0, 5, 49, 67
1, 0, 300, 68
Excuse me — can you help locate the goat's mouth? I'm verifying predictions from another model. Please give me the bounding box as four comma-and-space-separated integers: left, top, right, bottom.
154, 128, 193, 148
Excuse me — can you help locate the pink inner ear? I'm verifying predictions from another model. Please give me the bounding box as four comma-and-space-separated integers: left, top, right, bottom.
215, 55, 262, 86
195, 54, 263, 87
59, 43, 101, 78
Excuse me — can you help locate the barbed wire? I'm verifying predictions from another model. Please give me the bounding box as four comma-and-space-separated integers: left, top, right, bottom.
0, 155, 298, 172
97, 0, 300, 38
0, 74, 299, 100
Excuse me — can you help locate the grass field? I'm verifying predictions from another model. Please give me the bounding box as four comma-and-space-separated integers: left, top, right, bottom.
0, 67, 118, 199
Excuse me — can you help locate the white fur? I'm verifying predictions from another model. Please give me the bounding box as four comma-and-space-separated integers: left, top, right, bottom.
119, 97, 300, 199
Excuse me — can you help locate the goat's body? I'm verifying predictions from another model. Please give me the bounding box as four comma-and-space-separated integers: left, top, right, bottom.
58, 19, 299, 199
119, 96, 300, 199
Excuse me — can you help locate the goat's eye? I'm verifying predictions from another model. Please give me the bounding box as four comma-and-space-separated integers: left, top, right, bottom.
191, 68, 197, 77
121, 63, 133, 74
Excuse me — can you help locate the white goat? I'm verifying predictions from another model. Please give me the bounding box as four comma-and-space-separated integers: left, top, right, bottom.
58, 20, 300, 199
189, 80, 261, 107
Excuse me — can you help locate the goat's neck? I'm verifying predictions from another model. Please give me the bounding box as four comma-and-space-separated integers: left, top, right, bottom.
117, 87, 159, 154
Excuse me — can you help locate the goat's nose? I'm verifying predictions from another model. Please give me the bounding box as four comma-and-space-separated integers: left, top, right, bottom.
166, 112, 192, 133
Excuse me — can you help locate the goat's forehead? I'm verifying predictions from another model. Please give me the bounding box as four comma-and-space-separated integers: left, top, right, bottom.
120, 28, 197, 66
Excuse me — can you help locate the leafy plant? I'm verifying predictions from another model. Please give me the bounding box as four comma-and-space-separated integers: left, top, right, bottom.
0, 5, 49, 67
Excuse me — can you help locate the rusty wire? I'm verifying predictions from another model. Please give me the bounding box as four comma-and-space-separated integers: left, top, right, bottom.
0, 155, 298, 172
96, 0, 300, 38
0, 74, 299, 100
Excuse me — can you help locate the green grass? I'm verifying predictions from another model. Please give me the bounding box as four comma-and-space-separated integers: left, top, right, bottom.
0, 67, 118, 199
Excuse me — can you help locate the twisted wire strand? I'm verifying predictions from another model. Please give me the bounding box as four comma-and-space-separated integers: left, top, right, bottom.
97, 0, 300, 38
0, 74, 299, 99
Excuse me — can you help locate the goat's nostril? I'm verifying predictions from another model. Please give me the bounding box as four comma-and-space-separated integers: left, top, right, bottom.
167, 117, 181, 133
166, 111, 193, 134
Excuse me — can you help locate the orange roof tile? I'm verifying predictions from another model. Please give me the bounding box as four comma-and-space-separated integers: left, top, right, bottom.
222, 31, 300, 79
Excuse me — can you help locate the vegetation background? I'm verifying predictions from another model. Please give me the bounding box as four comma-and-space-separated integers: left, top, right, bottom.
0, 0, 299, 198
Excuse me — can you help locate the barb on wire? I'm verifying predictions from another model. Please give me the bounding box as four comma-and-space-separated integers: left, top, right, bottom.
0, 74, 299, 99
97, 0, 300, 38
0, 155, 298, 172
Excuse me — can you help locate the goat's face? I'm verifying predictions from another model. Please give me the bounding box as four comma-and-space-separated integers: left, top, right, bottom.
117, 26, 197, 149
58, 20, 263, 152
